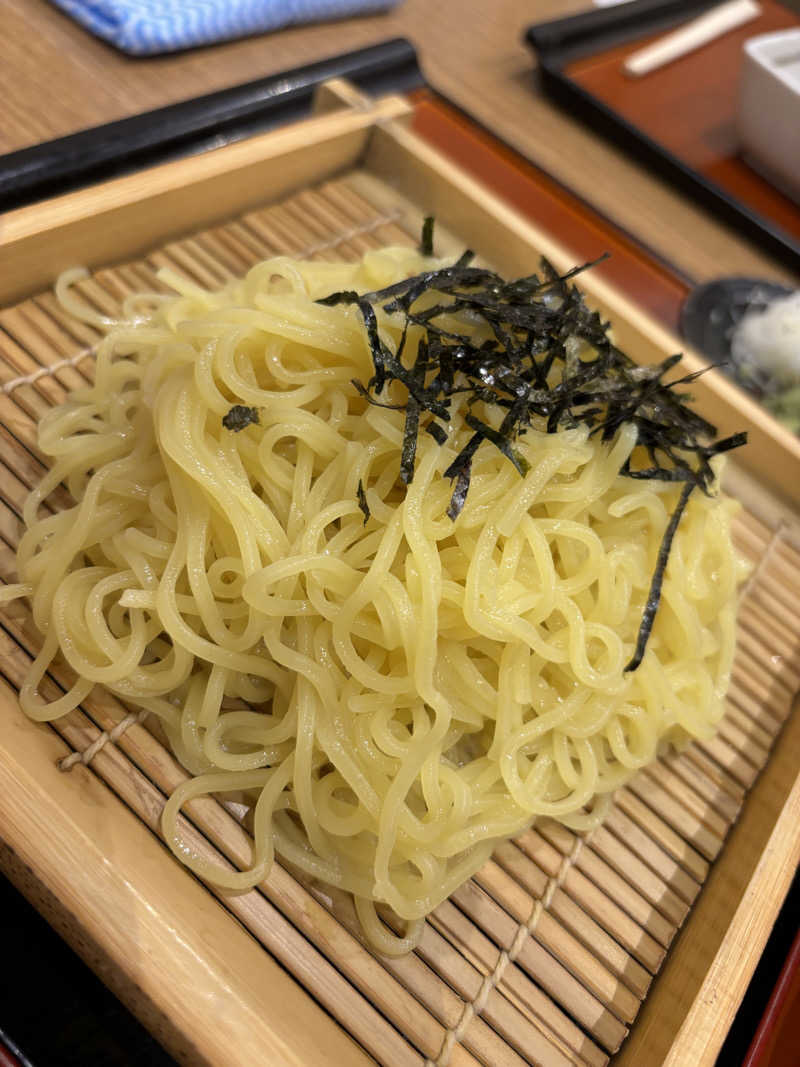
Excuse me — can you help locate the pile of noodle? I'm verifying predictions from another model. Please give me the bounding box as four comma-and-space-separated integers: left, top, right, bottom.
4, 247, 745, 953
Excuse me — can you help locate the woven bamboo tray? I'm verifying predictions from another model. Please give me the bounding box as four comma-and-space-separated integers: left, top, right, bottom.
0, 81, 798, 1067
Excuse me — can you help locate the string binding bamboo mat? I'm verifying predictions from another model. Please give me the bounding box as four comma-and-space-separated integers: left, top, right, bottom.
0, 171, 798, 1067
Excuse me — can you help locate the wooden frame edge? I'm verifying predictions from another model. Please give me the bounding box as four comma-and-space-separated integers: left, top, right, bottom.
0, 677, 371, 1067
0, 91, 411, 307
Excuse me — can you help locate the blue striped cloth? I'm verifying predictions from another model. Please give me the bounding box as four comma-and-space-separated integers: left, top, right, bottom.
49, 0, 400, 56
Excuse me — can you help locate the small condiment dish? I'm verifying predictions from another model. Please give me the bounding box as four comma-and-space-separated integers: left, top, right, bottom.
738, 28, 800, 204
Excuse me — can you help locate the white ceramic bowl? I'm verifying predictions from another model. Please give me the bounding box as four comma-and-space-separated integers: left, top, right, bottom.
738, 28, 800, 204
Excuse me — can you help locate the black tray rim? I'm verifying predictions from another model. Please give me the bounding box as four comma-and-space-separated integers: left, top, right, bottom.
525, 0, 800, 273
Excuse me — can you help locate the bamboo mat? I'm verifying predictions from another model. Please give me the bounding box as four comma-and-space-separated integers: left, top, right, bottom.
0, 172, 798, 1067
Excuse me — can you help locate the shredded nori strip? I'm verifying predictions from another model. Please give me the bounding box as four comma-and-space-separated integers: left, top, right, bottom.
351, 378, 404, 410
624, 481, 694, 673
318, 240, 746, 669
357, 479, 370, 525
400, 396, 421, 485
426, 421, 448, 445
447, 466, 472, 522
464, 412, 530, 477
420, 216, 435, 257
222, 405, 259, 431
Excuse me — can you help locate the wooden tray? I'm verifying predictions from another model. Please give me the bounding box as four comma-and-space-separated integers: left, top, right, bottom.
527, 0, 800, 271
1, 80, 799, 1067
407, 91, 692, 334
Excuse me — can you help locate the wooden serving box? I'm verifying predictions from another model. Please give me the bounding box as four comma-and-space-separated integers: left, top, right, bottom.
0, 81, 798, 1067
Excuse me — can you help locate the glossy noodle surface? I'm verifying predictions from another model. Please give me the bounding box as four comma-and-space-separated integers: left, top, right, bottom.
6, 248, 744, 952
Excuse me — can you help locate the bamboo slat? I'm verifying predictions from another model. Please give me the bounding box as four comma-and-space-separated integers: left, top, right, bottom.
491, 841, 653, 1000
658, 754, 741, 826
0, 115, 798, 1067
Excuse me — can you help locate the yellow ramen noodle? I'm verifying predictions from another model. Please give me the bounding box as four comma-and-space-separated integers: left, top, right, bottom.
6, 248, 744, 954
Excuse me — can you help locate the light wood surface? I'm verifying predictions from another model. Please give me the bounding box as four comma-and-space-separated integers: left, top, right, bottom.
0, 97, 799, 1066
617, 692, 800, 1066
2, 0, 799, 293
0, 91, 412, 305
0, 678, 371, 1067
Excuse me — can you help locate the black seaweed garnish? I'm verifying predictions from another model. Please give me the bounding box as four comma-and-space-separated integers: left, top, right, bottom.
318, 247, 746, 669
222, 405, 259, 431
357, 479, 370, 525
425, 421, 448, 446
420, 216, 435, 257
624, 481, 693, 673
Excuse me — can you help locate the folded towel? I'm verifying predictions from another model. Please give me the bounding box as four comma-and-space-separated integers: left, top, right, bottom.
50, 0, 400, 56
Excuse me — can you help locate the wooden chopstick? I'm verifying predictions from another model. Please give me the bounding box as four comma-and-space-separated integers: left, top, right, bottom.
623, 0, 762, 76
